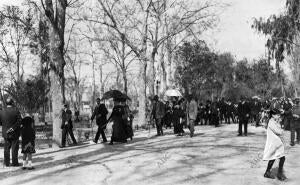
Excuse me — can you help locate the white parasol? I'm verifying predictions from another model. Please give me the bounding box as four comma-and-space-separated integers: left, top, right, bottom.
252, 95, 261, 100
164, 89, 183, 97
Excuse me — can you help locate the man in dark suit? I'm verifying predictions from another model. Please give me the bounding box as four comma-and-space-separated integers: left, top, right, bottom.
91, 98, 108, 143
61, 104, 77, 148
0, 98, 22, 167
152, 95, 165, 136
237, 97, 251, 136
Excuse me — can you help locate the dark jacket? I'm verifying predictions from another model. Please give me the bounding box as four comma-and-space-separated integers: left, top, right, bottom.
91, 103, 108, 126
152, 101, 165, 119
292, 104, 300, 129
21, 116, 36, 143
61, 109, 73, 129
237, 101, 251, 121
0, 106, 22, 139
172, 106, 185, 123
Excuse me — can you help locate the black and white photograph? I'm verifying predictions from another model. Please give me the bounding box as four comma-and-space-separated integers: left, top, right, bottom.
0, 0, 299, 184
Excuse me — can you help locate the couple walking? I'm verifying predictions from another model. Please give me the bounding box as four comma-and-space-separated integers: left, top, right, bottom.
151, 95, 198, 137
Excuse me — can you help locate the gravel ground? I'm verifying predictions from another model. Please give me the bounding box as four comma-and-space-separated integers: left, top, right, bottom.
0, 124, 299, 185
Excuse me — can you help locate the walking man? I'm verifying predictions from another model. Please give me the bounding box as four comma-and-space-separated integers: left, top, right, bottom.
91, 98, 108, 143
0, 98, 22, 167
152, 95, 165, 136
188, 95, 198, 137
61, 104, 77, 148
237, 97, 251, 136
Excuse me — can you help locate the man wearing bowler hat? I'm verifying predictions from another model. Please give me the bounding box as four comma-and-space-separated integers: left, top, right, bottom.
91, 98, 108, 143
152, 95, 165, 136
61, 104, 77, 148
0, 98, 22, 167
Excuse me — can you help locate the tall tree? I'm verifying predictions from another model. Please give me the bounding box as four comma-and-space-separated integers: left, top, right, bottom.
0, 5, 34, 82
252, 0, 300, 97
40, 0, 68, 146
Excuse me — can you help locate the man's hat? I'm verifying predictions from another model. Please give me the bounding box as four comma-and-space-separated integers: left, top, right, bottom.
6, 98, 14, 105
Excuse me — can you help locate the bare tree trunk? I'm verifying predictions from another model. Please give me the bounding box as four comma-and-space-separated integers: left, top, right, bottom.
122, 69, 128, 95
137, 8, 150, 129
121, 37, 128, 95
149, 49, 156, 95
92, 56, 96, 109
45, 0, 67, 146
116, 67, 121, 90
166, 30, 172, 88
138, 60, 147, 127
99, 64, 104, 97
17, 54, 20, 81
160, 42, 167, 92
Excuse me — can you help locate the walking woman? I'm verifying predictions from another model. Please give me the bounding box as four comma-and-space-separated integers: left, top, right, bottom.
263, 108, 287, 181
108, 99, 128, 145
173, 103, 185, 136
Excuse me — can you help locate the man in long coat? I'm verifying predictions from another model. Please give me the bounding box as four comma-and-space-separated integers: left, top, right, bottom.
61, 104, 77, 148
152, 95, 165, 136
237, 97, 251, 136
0, 98, 22, 166
91, 98, 108, 143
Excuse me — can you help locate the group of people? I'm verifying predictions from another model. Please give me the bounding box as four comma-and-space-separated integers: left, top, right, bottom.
0, 99, 36, 170
1, 93, 299, 181
91, 98, 134, 145
150, 94, 300, 181
149, 95, 261, 138
0, 96, 135, 170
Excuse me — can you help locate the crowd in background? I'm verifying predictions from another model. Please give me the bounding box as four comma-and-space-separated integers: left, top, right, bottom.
1, 92, 300, 171
148, 95, 300, 145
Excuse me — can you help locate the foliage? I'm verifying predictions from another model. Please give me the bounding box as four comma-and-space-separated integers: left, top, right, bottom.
175, 41, 215, 90
252, 0, 300, 66
5, 77, 49, 113
175, 41, 286, 101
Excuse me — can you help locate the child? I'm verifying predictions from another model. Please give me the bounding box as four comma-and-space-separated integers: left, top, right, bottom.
21, 115, 36, 170
263, 108, 287, 181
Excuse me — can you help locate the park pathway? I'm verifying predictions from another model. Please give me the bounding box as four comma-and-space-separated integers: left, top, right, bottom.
0, 124, 299, 185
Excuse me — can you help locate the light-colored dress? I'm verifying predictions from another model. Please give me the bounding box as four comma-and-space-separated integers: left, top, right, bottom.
263, 117, 285, 161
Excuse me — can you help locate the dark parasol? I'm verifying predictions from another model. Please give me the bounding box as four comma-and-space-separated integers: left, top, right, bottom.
100, 90, 131, 101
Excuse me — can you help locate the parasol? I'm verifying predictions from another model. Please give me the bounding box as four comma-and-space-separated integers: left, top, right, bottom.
252, 95, 261, 100
100, 90, 131, 101
164, 89, 182, 97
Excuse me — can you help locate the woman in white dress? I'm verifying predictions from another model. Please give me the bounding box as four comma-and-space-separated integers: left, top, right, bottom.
263, 108, 287, 181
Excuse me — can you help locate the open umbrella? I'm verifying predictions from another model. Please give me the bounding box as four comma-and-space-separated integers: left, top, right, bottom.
100, 90, 131, 101
252, 95, 261, 100
164, 89, 182, 97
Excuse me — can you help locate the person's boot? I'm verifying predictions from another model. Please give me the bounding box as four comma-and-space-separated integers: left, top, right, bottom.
264, 171, 275, 179
277, 171, 287, 181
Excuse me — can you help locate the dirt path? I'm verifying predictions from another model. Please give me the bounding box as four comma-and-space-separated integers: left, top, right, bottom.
0, 124, 299, 185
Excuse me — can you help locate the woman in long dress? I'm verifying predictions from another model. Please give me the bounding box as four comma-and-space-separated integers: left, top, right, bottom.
108, 100, 128, 145
263, 108, 287, 181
